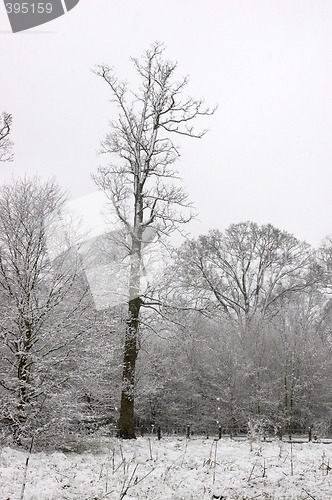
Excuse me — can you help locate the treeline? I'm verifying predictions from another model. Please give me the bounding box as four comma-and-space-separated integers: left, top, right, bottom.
135, 223, 332, 438
0, 178, 331, 447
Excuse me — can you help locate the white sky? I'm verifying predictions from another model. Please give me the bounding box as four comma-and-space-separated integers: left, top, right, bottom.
1, 0, 331, 248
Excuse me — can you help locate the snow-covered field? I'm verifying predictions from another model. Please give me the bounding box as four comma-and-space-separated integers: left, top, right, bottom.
0, 436, 331, 499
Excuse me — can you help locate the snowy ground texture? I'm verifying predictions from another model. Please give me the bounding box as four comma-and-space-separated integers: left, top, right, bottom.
0, 436, 331, 499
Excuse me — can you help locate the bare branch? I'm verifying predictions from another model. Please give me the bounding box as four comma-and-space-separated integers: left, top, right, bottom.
0, 112, 14, 162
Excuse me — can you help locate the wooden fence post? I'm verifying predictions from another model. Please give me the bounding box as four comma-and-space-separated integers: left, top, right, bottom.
186, 425, 191, 439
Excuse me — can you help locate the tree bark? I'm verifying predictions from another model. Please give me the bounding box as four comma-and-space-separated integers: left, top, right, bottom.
117, 199, 143, 438
117, 295, 141, 438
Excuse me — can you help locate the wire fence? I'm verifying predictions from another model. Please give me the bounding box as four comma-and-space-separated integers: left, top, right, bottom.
132, 424, 332, 444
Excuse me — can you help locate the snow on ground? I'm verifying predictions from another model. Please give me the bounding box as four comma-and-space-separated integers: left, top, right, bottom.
0, 436, 331, 499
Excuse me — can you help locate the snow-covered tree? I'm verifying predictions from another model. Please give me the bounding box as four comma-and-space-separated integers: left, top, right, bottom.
0, 178, 88, 444
176, 222, 314, 330
93, 42, 215, 438
0, 112, 13, 162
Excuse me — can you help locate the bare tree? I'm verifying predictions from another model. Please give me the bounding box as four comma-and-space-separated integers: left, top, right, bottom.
93, 42, 215, 438
0, 112, 13, 162
316, 235, 332, 295
177, 222, 314, 330
0, 177, 87, 444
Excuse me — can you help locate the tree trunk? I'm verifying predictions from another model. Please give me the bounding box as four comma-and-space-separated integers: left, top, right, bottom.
288, 369, 294, 440
117, 296, 141, 438
284, 373, 288, 436
14, 337, 32, 445
117, 214, 143, 439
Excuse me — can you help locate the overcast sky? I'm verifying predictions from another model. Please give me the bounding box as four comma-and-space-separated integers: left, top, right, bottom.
1, 0, 331, 247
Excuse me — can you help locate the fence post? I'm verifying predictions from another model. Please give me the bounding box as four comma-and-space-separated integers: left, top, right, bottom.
186, 424, 191, 439
140, 425, 144, 438
218, 426, 222, 440
157, 426, 161, 441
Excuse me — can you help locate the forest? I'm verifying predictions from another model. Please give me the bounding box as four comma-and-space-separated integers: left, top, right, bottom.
0, 44, 331, 449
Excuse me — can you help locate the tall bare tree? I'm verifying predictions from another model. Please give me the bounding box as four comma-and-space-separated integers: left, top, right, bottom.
93, 42, 215, 438
0, 112, 13, 162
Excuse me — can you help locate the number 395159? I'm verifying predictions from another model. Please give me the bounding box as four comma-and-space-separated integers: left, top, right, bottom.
5, 3, 53, 14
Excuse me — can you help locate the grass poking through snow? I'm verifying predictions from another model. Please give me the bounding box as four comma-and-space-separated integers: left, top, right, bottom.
0, 436, 331, 499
